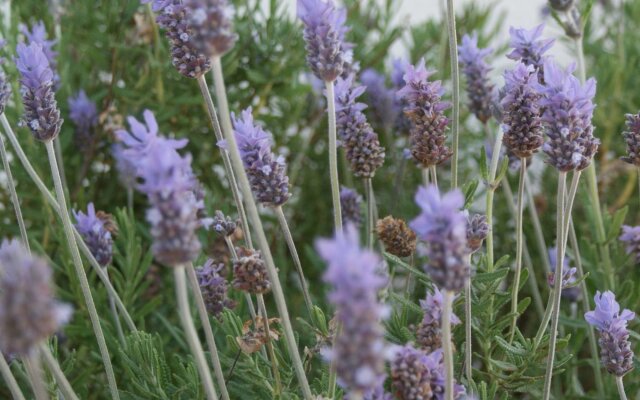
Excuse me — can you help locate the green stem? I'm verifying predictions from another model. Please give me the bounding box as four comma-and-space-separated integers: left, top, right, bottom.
211, 56, 313, 399
509, 158, 527, 342
23, 350, 47, 400
364, 178, 375, 249
40, 344, 80, 400
464, 255, 472, 384
0, 115, 136, 332
445, 0, 460, 189
442, 290, 455, 400
256, 294, 283, 396
524, 174, 551, 274
106, 269, 126, 346
0, 128, 29, 251
616, 376, 628, 400
0, 353, 26, 400
275, 206, 314, 318
532, 292, 554, 351
185, 263, 230, 400
422, 168, 429, 187
45, 140, 120, 400
485, 129, 504, 272
429, 165, 438, 189
325, 80, 343, 232
174, 266, 217, 400
53, 138, 68, 201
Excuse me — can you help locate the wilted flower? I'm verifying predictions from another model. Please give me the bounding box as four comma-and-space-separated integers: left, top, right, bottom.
232, 247, 271, 294
183, 0, 237, 57
585, 291, 635, 376
410, 185, 469, 292
415, 286, 461, 353
0, 40, 10, 115
458, 33, 495, 124
506, 24, 554, 82
360, 68, 397, 131
376, 216, 416, 258
621, 112, 640, 166
19, 20, 59, 89
620, 225, 640, 263
334, 75, 386, 178
340, 186, 362, 226
547, 247, 580, 302
0, 240, 72, 355
398, 59, 452, 168
298, 0, 350, 82
196, 259, 235, 320
316, 225, 388, 394
236, 316, 280, 354
73, 203, 113, 267
211, 210, 237, 237
500, 63, 544, 159
68, 90, 99, 152
466, 213, 488, 254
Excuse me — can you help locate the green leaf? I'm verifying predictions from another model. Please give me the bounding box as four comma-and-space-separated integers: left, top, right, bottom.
463, 179, 479, 208
384, 252, 431, 283
606, 206, 628, 243
479, 147, 489, 181
474, 268, 509, 284
494, 336, 528, 356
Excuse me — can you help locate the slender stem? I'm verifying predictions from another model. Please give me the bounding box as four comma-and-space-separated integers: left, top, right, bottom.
211, 56, 313, 400
256, 294, 282, 396
0, 353, 26, 400
106, 269, 126, 346
274, 206, 314, 317
40, 344, 80, 400
463, 255, 472, 384
45, 140, 120, 400
24, 350, 47, 400
53, 138, 68, 199
429, 165, 438, 189
442, 290, 455, 400
532, 292, 554, 351
325, 80, 343, 232
223, 236, 258, 322
174, 266, 217, 400
1, 115, 137, 332
0, 129, 29, 251
616, 376, 628, 400
445, 0, 460, 189
422, 168, 429, 187
485, 129, 504, 272
509, 159, 527, 342
364, 179, 375, 248
524, 174, 551, 274
542, 172, 568, 400
185, 263, 230, 400
196, 74, 253, 249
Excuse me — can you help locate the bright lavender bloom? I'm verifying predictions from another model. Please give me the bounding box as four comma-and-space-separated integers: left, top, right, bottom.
116, 110, 188, 158
340, 186, 362, 227
316, 224, 388, 394
183, 0, 237, 57
360, 68, 397, 130
416, 286, 461, 352
458, 33, 495, 124
620, 225, 640, 263
410, 185, 469, 292
15, 42, 63, 142
196, 259, 235, 320
221, 108, 290, 207
19, 21, 59, 88
334, 75, 385, 178
539, 60, 599, 172
466, 213, 488, 254
621, 112, 640, 166
0, 40, 10, 115
73, 203, 113, 267
500, 63, 544, 159
506, 25, 554, 82
297, 0, 350, 82
68, 90, 99, 151
398, 59, 452, 168
0, 239, 72, 355
547, 247, 580, 301
585, 291, 635, 376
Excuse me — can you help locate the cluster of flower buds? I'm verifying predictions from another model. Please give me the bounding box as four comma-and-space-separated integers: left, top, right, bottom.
458, 33, 495, 124
68, 90, 99, 152
415, 287, 461, 353
196, 259, 235, 320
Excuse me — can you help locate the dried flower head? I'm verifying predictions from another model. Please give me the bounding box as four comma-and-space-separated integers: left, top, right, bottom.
621, 112, 640, 166
316, 225, 388, 394
183, 0, 237, 57
585, 291, 635, 376
398, 59, 452, 168
466, 213, 488, 254
340, 186, 362, 227
15, 42, 63, 142
232, 247, 271, 294
68, 90, 99, 152
211, 210, 237, 237
0, 240, 72, 355
458, 33, 495, 124
506, 24, 554, 83
196, 259, 235, 320
73, 203, 113, 267
376, 216, 416, 258
620, 225, 640, 263
415, 286, 461, 353
334, 75, 386, 178
236, 316, 280, 354
0, 40, 10, 115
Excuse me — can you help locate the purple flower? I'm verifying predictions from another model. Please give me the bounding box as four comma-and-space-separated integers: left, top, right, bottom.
316, 224, 388, 394
500, 62, 544, 159
458, 33, 495, 124
196, 259, 235, 320
416, 286, 461, 352
0, 39, 10, 115
211, 210, 237, 237
547, 247, 580, 301
362, 384, 392, 400
183, 0, 237, 57
398, 59, 452, 168
298, 0, 350, 82
73, 203, 113, 267
391, 58, 412, 137
15, 42, 63, 142
19, 21, 59, 89
506, 24, 554, 82
585, 291, 635, 376
68, 90, 99, 151
334, 75, 385, 178
115, 110, 188, 160
221, 108, 290, 207
466, 213, 488, 254
410, 185, 469, 292
539, 60, 599, 172
621, 112, 640, 166
620, 225, 640, 262
112, 143, 137, 190
0, 239, 72, 355
360, 68, 397, 131
340, 186, 362, 227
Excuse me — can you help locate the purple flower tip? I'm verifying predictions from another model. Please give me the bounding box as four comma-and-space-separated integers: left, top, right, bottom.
15, 42, 54, 90
585, 291, 635, 331
620, 225, 640, 262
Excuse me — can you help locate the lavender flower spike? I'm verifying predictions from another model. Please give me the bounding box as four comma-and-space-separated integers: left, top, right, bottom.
19, 20, 59, 88
398, 59, 452, 168
621, 112, 640, 166
466, 213, 488, 254
298, 0, 350, 82
620, 225, 640, 263
183, 0, 237, 57
196, 259, 235, 320
410, 185, 469, 292
458, 33, 495, 124
68, 90, 99, 151
585, 291, 635, 376
416, 286, 461, 352
316, 224, 388, 394
335, 75, 386, 178
0, 239, 72, 355
506, 24, 554, 82
0, 40, 11, 115
340, 186, 362, 226
360, 68, 397, 131
15, 42, 63, 142
73, 203, 113, 267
